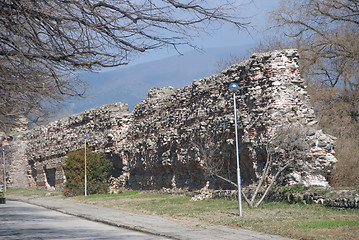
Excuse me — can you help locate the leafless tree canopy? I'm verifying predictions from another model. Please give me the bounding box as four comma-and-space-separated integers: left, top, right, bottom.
267, 0, 359, 187
0, 0, 248, 131
198, 124, 310, 207
271, 0, 359, 89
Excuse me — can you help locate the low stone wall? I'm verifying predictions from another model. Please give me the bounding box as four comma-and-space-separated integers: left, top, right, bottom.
210, 189, 359, 209
271, 188, 359, 209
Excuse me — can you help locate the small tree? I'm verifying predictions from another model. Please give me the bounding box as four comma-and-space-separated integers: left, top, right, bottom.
191, 126, 237, 189
197, 125, 310, 207
245, 126, 310, 207
64, 148, 113, 196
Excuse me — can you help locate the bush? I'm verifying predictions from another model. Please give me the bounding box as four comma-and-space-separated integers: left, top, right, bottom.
64, 148, 113, 196
308, 85, 359, 187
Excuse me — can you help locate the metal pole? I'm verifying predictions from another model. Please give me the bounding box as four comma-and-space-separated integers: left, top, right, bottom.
230, 82, 243, 217
2, 148, 5, 193
233, 92, 243, 216
84, 134, 87, 197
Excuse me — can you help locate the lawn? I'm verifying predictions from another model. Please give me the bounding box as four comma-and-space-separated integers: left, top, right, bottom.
72, 191, 359, 240
7, 188, 359, 240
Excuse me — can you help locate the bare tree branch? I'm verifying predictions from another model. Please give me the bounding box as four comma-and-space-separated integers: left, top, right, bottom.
270, 0, 359, 89
0, 0, 249, 131
198, 123, 311, 208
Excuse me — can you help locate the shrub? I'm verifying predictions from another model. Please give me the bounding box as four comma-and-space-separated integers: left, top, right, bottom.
64, 148, 113, 196
281, 184, 307, 195
63, 188, 70, 197
308, 85, 359, 187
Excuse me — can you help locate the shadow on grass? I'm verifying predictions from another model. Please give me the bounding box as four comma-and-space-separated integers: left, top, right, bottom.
85, 190, 140, 198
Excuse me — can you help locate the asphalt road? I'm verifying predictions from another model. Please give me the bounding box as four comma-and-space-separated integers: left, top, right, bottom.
0, 201, 169, 240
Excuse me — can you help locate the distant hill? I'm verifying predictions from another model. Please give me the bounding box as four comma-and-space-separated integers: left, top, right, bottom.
62, 45, 253, 116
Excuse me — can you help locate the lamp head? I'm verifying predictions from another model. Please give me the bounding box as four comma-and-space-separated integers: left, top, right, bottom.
229, 82, 239, 93
230, 83, 239, 88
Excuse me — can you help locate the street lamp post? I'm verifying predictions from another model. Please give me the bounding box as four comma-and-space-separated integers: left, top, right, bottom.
2, 148, 6, 193
83, 134, 87, 197
229, 83, 243, 217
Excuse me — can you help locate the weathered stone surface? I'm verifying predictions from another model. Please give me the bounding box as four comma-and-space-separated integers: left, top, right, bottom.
1, 103, 131, 190
1, 49, 337, 191
268, 187, 359, 209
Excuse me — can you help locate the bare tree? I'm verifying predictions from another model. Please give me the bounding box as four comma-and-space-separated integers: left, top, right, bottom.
197, 124, 310, 208
191, 128, 236, 188
265, 0, 359, 187
270, 0, 359, 90
245, 126, 310, 207
0, 0, 249, 131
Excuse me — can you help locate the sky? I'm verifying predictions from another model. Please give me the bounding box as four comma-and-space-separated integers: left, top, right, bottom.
128, 0, 280, 65
59, 0, 281, 119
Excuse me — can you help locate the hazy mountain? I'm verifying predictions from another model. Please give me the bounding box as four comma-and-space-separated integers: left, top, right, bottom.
63, 45, 253, 115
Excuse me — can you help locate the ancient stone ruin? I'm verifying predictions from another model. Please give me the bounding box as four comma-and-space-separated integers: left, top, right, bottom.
1, 49, 337, 191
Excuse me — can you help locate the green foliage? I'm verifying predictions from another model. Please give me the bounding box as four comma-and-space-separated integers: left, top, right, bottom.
64, 148, 113, 196
319, 189, 330, 195
281, 184, 307, 194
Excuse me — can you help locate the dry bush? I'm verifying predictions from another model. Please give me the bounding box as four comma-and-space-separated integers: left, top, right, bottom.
268, 0, 359, 188
308, 85, 359, 187
331, 138, 359, 186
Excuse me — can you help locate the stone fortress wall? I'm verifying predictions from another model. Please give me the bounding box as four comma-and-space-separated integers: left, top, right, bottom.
1, 49, 337, 191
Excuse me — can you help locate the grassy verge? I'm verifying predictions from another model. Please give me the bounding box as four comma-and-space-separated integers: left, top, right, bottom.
85, 190, 140, 198
6, 188, 62, 197
7, 189, 359, 240
70, 191, 359, 240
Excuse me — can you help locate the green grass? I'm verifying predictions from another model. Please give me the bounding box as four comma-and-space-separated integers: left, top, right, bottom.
297, 220, 359, 229
86, 190, 139, 198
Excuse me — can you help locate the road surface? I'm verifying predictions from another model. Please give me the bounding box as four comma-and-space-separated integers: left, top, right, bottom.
0, 200, 169, 239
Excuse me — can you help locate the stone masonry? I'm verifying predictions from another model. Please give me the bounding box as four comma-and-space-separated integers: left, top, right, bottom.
1, 49, 337, 191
